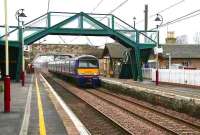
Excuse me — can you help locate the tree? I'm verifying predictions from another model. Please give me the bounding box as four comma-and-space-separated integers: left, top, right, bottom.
193, 32, 200, 44
176, 35, 188, 44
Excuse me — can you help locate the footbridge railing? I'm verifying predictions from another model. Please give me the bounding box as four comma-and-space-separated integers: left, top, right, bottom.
0, 12, 158, 81
0, 12, 157, 46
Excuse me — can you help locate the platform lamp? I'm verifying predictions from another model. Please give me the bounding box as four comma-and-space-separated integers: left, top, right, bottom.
16, 9, 27, 86
154, 13, 163, 85
4, 0, 11, 112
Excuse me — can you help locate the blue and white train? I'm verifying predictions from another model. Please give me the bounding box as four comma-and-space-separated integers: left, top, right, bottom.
48, 55, 101, 87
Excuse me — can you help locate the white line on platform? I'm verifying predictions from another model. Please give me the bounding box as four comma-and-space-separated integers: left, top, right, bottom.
19, 75, 33, 135
40, 74, 91, 135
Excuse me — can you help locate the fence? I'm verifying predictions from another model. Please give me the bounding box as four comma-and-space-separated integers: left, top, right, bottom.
142, 68, 200, 86
142, 68, 152, 79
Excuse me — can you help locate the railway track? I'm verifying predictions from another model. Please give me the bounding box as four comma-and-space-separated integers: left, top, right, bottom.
43, 73, 200, 135
86, 88, 200, 135
97, 88, 200, 127
43, 74, 132, 135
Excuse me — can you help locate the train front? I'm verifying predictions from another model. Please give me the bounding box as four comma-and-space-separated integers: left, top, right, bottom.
76, 55, 100, 87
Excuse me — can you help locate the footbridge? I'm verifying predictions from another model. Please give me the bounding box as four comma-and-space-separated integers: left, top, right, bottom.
0, 12, 157, 81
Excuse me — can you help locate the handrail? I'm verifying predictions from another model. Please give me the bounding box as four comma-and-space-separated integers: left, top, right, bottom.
0, 12, 157, 44
113, 15, 157, 44
50, 11, 112, 16
0, 27, 18, 39
0, 26, 48, 31
0, 25, 18, 28
138, 30, 157, 32
113, 15, 137, 31
25, 13, 48, 26
0, 13, 48, 39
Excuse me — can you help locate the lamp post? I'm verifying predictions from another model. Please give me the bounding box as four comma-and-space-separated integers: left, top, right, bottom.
154, 13, 163, 85
16, 9, 27, 86
166, 53, 171, 69
4, 0, 10, 112
133, 16, 136, 29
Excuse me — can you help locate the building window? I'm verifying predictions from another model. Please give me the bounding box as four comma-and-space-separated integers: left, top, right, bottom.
182, 61, 191, 67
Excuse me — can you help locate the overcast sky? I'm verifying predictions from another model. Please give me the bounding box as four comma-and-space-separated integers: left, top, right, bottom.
1, 0, 200, 45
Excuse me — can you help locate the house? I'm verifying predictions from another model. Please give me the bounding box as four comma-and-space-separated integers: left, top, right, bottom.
159, 44, 200, 69
101, 42, 200, 77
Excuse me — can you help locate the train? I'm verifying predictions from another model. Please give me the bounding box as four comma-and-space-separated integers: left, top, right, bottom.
48, 55, 101, 87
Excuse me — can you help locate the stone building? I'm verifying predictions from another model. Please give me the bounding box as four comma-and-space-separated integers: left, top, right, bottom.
101, 43, 128, 77
159, 44, 200, 69
101, 42, 200, 75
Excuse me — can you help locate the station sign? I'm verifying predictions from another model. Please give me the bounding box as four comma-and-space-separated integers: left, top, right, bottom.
154, 47, 163, 54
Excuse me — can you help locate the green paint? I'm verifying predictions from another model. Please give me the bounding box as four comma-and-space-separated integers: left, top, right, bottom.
112, 15, 114, 30
47, 12, 51, 27
135, 47, 143, 81
0, 12, 157, 81
79, 12, 83, 29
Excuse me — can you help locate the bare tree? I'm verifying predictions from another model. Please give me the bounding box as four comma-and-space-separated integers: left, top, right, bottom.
193, 32, 200, 44
176, 35, 188, 44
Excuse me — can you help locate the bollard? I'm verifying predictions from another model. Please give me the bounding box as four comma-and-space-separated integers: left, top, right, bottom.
4, 75, 10, 112
156, 69, 159, 85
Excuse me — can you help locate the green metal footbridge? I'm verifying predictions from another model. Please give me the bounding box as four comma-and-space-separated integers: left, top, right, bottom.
0, 12, 157, 81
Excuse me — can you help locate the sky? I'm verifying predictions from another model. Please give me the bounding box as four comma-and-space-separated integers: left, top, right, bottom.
1, 0, 200, 45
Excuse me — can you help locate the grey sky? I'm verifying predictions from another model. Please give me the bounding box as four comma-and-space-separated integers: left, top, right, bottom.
1, 0, 200, 45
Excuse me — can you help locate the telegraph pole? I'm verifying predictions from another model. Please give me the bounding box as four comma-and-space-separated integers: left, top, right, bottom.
144, 4, 148, 31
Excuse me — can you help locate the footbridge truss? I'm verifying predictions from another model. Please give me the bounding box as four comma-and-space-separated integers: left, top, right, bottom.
0, 12, 157, 81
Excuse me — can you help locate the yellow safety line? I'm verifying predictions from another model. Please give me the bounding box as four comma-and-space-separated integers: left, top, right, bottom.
35, 77, 47, 135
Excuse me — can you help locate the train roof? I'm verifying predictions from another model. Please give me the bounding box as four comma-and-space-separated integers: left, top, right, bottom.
73, 55, 98, 60
48, 55, 98, 64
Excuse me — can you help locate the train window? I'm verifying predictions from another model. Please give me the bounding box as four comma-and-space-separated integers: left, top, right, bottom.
79, 60, 88, 68
79, 60, 98, 68
70, 60, 75, 72
88, 60, 98, 67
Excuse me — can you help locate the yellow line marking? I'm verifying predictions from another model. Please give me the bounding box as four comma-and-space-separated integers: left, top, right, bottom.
35, 77, 47, 135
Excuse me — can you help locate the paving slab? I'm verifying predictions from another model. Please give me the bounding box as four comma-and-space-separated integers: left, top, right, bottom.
0, 73, 68, 135
0, 74, 32, 135
28, 75, 67, 135
101, 77, 200, 100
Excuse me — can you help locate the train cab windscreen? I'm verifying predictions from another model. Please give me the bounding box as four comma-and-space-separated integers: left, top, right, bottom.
78, 59, 98, 68
77, 57, 99, 76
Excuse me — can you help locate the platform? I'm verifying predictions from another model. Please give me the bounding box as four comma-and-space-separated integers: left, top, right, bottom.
28, 74, 67, 135
100, 77, 200, 118
0, 75, 32, 135
0, 73, 87, 135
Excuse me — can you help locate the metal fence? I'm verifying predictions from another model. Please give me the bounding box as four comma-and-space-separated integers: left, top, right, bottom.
143, 68, 200, 86
142, 68, 152, 79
